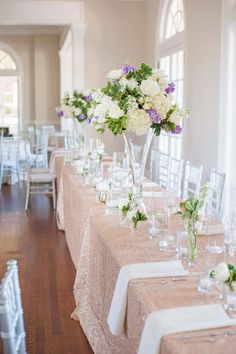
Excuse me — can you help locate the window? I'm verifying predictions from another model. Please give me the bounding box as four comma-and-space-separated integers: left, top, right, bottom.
156, 0, 185, 160
0, 49, 19, 136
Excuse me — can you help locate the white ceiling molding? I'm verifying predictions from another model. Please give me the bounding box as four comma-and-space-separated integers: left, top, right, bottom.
0, 1, 84, 26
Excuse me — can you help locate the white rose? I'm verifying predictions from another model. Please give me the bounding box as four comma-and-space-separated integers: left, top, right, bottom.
127, 78, 138, 90
94, 103, 108, 118
74, 108, 81, 116
214, 263, 230, 282
169, 111, 181, 125
107, 69, 123, 80
140, 79, 160, 97
108, 103, 124, 119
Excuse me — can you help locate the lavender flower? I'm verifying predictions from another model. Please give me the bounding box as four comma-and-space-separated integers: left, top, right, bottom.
122, 64, 136, 74
79, 113, 85, 120
84, 93, 92, 102
171, 125, 182, 134
56, 110, 64, 118
165, 82, 175, 94
87, 116, 92, 123
147, 108, 162, 124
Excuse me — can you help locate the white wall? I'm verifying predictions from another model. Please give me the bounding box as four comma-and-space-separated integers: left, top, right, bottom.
83, 0, 149, 154
0, 33, 60, 130
184, 0, 221, 177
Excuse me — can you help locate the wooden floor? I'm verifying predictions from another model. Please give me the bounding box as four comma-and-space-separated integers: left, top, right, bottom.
0, 184, 93, 354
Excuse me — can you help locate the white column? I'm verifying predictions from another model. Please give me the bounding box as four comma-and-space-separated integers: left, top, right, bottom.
71, 24, 87, 90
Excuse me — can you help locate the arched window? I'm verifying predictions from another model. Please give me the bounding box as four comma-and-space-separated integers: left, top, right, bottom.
156, 0, 185, 160
0, 47, 19, 136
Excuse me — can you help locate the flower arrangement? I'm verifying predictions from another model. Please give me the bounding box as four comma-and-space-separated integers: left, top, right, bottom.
210, 263, 236, 291
55, 89, 94, 123
89, 63, 189, 136
177, 183, 208, 263
120, 192, 147, 230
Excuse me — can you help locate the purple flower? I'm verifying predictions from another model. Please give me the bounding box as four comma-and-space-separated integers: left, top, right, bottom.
122, 64, 136, 74
56, 110, 64, 118
165, 82, 175, 94
87, 116, 92, 123
84, 93, 92, 102
147, 108, 162, 124
171, 125, 182, 135
79, 113, 85, 120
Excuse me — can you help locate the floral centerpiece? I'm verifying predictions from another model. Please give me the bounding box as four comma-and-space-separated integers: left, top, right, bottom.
55, 89, 93, 122
120, 192, 147, 231
90, 63, 188, 136
89, 63, 189, 229
210, 262, 236, 310
177, 183, 208, 264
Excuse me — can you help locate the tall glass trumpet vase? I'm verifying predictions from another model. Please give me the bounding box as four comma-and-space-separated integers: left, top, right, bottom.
122, 128, 154, 230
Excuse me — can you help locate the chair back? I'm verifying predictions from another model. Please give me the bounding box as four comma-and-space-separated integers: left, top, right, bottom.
182, 161, 203, 199
0, 260, 26, 354
41, 125, 55, 135
208, 168, 225, 215
168, 157, 183, 197
150, 148, 170, 188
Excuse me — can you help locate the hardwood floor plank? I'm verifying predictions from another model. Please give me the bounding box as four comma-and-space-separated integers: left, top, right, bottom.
0, 184, 93, 354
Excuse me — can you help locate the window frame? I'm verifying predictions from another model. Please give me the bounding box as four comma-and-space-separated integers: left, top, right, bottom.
155, 0, 186, 159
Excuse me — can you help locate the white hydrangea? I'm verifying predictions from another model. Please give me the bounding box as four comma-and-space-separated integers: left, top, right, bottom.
127, 96, 138, 110
82, 89, 91, 97
140, 79, 160, 97
169, 110, 182, 125
126, 109, 151, 136
74, 108, 82, 116
108, 103, 124, 119
119, 77, 129, 90
152, 94, 171, 118
107, 69, 123, 80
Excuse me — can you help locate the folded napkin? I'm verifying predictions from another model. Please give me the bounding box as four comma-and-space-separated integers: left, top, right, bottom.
143, 191, 165, 198
199, 224, 225, 236
107, 260, 188, 336
138, 304, 236, 354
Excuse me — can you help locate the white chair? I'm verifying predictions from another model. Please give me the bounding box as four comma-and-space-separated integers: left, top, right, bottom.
25, 166, 56, 210
65, 136, 77, 150
150, 148, 170, 188
208, 168, 225, 215
168, 156, 183, 197
0, 260, 26, 354
0, 139, 21, 189
41, 125, 55, 135
182, 161, 203, 199
29, 130, 48, 168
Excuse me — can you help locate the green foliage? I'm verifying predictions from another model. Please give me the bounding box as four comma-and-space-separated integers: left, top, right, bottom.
177, 183, 209, 223
105, 116, 127, 135
132, 211, 148, 229
121, 193, 133, 216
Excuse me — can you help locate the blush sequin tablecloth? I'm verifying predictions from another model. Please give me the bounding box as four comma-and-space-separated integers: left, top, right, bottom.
58, 163, 236, 354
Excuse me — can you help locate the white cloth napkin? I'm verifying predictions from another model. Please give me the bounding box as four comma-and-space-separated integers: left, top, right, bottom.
199, 224, 225, 236
143, 191, 165, 198
138, 304, 236, 354
107, 260, 188, 336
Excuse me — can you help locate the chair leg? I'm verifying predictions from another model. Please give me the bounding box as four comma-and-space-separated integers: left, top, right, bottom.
25, 180, 30, 211
52, 180, 56, 210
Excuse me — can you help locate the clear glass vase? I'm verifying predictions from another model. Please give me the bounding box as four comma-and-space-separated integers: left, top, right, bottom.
222, 283, 236, 311
187, 219, 198, 265
73, 118, 86, 146
122, 128, 155, 229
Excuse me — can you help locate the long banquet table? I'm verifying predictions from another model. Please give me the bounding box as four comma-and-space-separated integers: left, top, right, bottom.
54, 157, 236, 354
